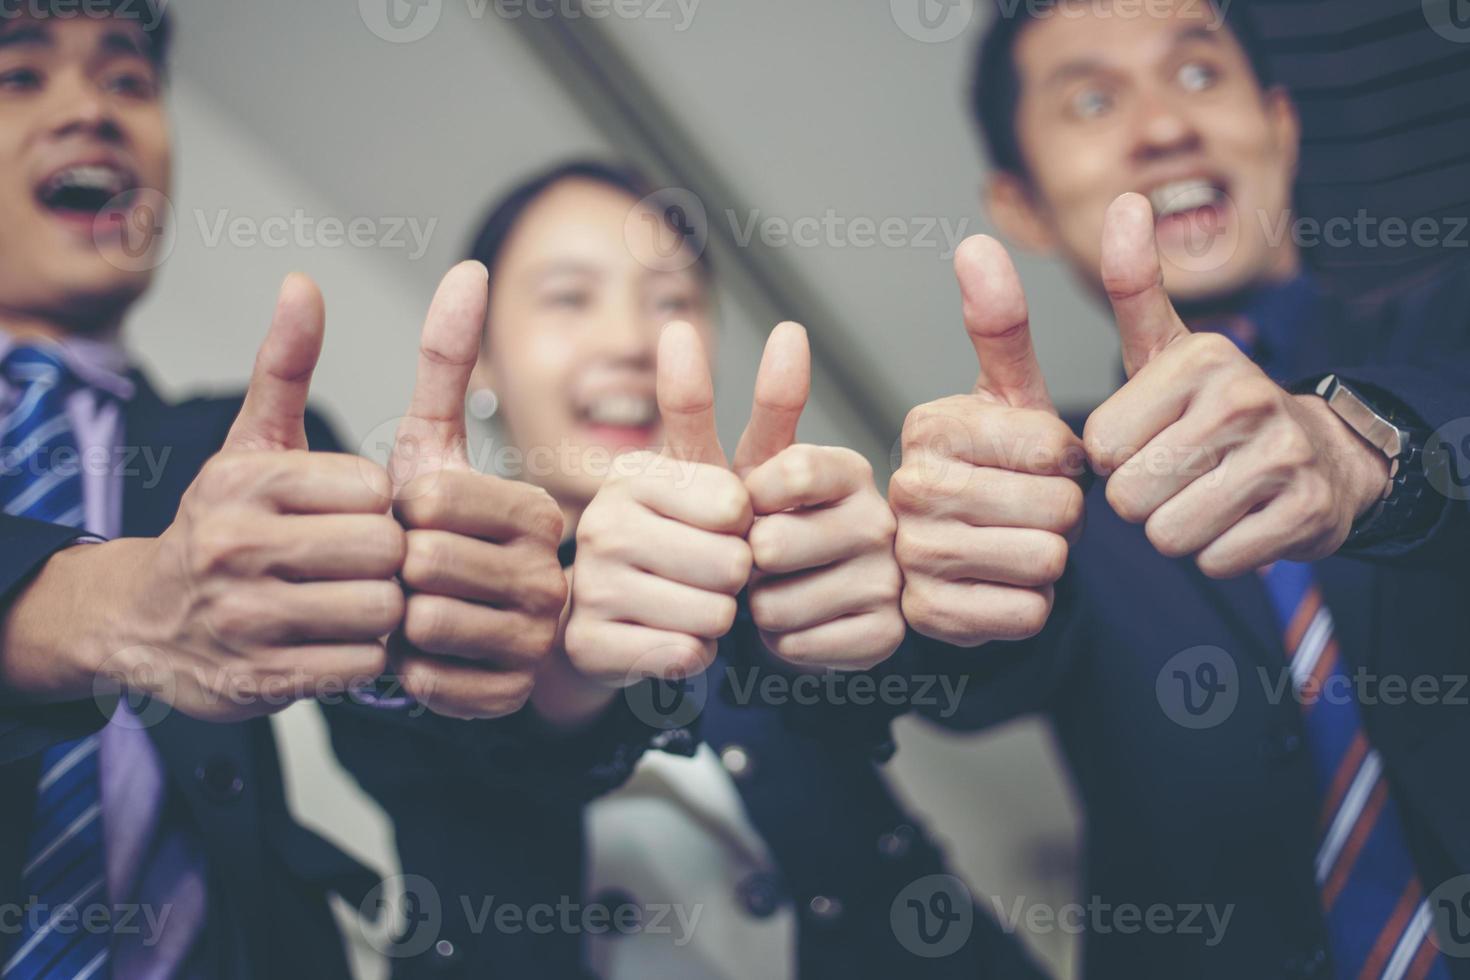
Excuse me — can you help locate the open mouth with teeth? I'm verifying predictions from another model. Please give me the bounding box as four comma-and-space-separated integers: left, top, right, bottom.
34, 164, 139, 227
575, 393, 660, 448
1147, 178, 1229, 226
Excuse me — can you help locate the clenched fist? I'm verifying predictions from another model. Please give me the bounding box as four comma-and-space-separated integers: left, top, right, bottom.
1084, 193, 1390, 578
564, 322, 753, 687
3, 275, 408, 721
891, 236, 1086, 648
738, 324, 904, 670
387, 262, 568, 720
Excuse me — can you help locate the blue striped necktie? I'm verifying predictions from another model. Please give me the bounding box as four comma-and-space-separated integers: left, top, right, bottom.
1, 345, 111, 980
1261, 566, 1449, 980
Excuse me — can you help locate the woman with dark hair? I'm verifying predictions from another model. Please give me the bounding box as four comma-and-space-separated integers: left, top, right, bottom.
331, 160, 1047, 980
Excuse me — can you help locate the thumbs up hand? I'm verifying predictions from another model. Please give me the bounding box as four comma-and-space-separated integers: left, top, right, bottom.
1084, 193, 1389, 578
562, 322, 753, 692
104, 275, 409, 721
890, 236, 1086, 647
739, 323, 905, 670
387, 262, 568, 720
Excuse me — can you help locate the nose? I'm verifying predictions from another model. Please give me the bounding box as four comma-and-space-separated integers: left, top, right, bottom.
47, 69, 124, 143
595, 299, 659, 366
1130, 89, 1202, 162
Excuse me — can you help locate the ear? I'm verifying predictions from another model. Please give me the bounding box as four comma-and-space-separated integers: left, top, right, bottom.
984, 172, 1058, 256
1264, 86, 1302, 183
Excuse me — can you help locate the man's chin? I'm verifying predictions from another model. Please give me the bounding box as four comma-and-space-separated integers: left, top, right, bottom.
38, 262, 152, 332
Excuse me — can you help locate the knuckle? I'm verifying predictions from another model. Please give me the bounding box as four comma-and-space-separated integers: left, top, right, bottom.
207, 591, 258, 642
521, 488, 565, 544
695, 594, 739, 639
1144, 517, 1191, 559
863, 497, 899, 546
900, 582, 957, 639
1222, 378, 1280, 422
368, 582, 407, 631
747, 518, 784, 570
200, 452, 257, 499
778, 446, 819, 495
887, 465, 929, 513
1035, 535, 1070, 584
1051, 479, 1086, 533
720, 540, 754, 592
707, 481, 752, 533
659, 636, 713, 681
1008, 588, 1053, 639
1188, 330, 1241, 367
895, 524, 949, 575
1105, 475, 1148, 525
403, 594, 449, 651
192, 520, 250, 576
401, 530, 449, 588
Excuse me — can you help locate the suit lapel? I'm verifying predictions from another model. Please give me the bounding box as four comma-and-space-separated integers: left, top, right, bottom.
1179, 561, 1285, 672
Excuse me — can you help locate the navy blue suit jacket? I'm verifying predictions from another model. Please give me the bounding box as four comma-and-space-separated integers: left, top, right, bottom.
0, 375, 375, 980
920, 266, 1470, 979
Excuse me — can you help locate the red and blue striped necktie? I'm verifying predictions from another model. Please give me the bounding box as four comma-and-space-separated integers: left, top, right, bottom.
1259, 560, 1448, 980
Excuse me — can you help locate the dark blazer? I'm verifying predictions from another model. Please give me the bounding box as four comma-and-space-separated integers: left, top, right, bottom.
920, 266, 1470, 979
0, 375, 377, 980
328, 541, 1049, 980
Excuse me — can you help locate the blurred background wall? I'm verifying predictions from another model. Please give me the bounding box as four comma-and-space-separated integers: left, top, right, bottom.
119, 0, 1470, 976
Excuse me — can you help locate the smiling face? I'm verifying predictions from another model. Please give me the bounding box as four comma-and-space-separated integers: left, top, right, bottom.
987, 0, 1300, 306
0, 13, 170, 335
476, 177, 714, 516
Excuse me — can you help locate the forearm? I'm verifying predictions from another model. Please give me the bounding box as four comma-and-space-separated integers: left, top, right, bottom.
0, 538, 151, 705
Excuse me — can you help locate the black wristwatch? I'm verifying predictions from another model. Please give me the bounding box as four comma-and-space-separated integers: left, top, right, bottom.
1301, 374, 1440, 550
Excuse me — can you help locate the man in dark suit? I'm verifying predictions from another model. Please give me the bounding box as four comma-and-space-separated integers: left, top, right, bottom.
0, 4, 568, 977
891, 1, 1470, 978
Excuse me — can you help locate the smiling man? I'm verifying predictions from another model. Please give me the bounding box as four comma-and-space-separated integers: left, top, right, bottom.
0, 3, 571, 978
891, 1, 1470, 978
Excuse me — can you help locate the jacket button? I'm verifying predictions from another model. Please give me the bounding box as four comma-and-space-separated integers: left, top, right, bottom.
428, 938, 461, 972
737, 871, 784, 919
194, 757, 243, 804
1283, 946, 1328, 976
1260, 732, 1303, 762
877, 824, 915, 860
719, 744, 754, 780
805, 895, 844, 925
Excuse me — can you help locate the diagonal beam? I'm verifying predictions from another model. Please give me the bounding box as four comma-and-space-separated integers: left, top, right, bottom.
501, 4, 903, 463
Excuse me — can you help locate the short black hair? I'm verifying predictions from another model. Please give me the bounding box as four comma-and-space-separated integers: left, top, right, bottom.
971, 0, 1274, 176
0, 0, 172, 71
464, 158, 712, 310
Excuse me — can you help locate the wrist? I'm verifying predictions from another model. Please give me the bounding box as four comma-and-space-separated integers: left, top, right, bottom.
1294, 393, 1391, 520
528, 643, 619, 734
0, 539, 151, 704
